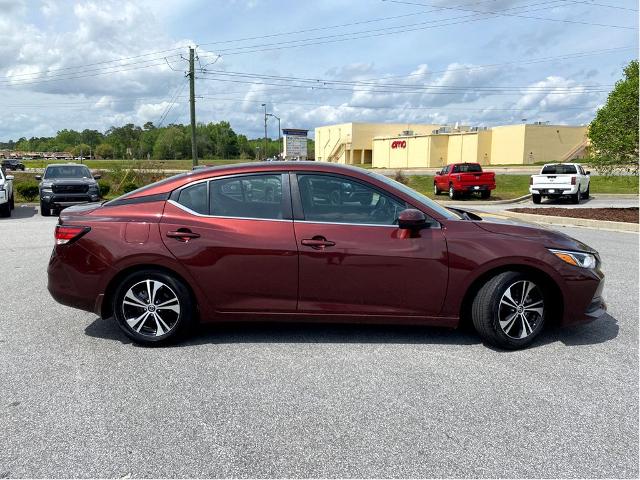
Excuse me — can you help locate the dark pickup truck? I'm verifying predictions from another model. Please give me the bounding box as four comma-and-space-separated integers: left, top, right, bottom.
1, 159, 26, 171
36, 164, 101, 216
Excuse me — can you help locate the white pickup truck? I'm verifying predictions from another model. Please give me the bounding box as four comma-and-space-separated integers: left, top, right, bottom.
529, 163, 591, 204
0, 167, 15, 217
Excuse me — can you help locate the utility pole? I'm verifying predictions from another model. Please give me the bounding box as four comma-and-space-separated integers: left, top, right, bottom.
262, 103, 267, 160
189, 47, 198, 167
267, 113, 281, 158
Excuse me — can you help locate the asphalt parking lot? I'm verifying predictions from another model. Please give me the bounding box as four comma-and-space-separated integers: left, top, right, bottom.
1, 206, 638, 478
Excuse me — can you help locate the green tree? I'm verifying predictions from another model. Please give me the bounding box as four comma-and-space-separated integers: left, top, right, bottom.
71, 143, 91, 157
95, 143, 114, 159
589, 60, 639, 175
153, 127, 186, 159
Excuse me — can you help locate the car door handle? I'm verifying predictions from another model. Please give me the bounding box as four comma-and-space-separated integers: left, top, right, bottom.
166, 229, 200, 242
301, 237, 335, 249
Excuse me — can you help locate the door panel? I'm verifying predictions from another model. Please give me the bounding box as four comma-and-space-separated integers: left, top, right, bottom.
292, 172, 448, 316
160, 173, 297, 313
294, 222, 448, 315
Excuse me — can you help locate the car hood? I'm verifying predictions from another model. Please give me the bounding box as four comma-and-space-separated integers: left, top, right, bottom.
466, 209, 596, 253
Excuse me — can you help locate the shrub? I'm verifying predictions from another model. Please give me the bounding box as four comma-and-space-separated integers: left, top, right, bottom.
98, 181, 111, 197
16, 182, 39, 202
122, 182, 139, 194
393, 170, 409, 185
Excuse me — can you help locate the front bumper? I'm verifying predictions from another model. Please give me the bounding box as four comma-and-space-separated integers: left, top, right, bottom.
561, 267, 606, 326
41, 193, 100, 209
0, 190, 7, 204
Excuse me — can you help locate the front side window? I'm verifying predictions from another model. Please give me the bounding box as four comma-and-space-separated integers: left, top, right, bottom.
209, 174, 284, 220
297, 174, 406, 225
177, 182, 208, 215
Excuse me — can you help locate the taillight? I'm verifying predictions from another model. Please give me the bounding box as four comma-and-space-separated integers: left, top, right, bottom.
55, 225, 90, 245
571, 176, 576, 185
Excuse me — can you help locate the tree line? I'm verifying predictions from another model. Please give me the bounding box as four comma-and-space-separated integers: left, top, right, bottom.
0, 121, 315, 160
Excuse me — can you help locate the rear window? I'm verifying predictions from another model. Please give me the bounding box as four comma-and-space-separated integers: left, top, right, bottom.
541, 164, 577, 174
452, 164, 483, 173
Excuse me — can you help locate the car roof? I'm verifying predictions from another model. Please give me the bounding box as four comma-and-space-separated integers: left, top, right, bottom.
123, 161, 380, 199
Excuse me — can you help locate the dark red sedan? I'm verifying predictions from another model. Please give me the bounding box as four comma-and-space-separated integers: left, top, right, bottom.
48, 162, 605, 349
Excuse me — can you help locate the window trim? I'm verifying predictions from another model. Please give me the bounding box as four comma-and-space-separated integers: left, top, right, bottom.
170, 172, 292, 221
290, 171, 417, 227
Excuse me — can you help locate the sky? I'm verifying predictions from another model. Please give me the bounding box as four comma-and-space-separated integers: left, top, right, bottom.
0, 0, 637, 141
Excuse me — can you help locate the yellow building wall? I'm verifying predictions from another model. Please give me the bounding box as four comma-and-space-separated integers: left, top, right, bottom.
447, 133, 479, 163
522, 125, 588, 164
428, 136, 448, 167
372, 139, 390, 168
490, 125, 526, 165
407, 136, 430, 167
314, 123, 353, 163
477, 130, 492, 165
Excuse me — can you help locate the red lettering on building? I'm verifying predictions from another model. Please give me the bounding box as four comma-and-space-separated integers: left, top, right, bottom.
391, 140, 407, 149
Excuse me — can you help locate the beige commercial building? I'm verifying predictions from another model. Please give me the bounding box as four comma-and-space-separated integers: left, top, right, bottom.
314, 122, 588, 168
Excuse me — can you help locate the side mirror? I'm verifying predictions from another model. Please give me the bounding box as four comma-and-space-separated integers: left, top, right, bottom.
398, 208, 428, 230
94, 174, 101, 180
35, 175, 42, 180
6, 175, 14, 181
585, 171, 591, 175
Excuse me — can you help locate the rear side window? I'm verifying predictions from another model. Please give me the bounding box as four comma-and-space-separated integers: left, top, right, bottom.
178, 182, 208, 215
541, 164, 577, 174
209, 174, 284, 220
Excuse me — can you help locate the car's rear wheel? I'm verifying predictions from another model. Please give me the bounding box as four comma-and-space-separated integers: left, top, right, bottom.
532, 194, 541, 204
472, 272, 546, 349
582, 185, 590, 199
449, 185, 457, 200
0, 201, 10, 217
572, 189, 581, 204
480, 190, 490, 200
434, 183, 440, 195
112, 270, 194, 345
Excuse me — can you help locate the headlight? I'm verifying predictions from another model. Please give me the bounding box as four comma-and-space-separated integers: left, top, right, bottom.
549, 249, 597, 269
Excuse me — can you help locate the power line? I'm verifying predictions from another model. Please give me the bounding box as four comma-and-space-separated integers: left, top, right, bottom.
383, 0, 636, 29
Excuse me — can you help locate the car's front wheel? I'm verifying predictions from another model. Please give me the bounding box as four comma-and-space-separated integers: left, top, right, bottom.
0, 201, 10, 217
40, 201, 51, 217
532, 194, 541, 204
472, 272, 546, 349
112, 270, 194, 345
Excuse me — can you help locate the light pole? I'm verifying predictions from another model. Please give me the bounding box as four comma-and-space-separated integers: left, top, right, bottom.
267, 113, 281, 158
261, 103, 267, 160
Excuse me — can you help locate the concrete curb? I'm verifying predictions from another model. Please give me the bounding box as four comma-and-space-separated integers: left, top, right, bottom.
499, 210, 639, 233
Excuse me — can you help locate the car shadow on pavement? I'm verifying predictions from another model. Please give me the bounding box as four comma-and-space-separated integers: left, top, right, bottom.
0, 205, 37, 220
84, 313, 620, 350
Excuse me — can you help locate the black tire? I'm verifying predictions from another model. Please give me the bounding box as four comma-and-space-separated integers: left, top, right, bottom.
532, 194, 542, 204
472, 271, 547, 350
448, 185, 457, 200
571, 190, 581, 204
480, 190, 490, 200
40, 201, 51, 217
434, 183, 440, 195
582, 185, 590, 199
0, 201, 10, 217
112, 269, 195, 345
9, 194, 14, 210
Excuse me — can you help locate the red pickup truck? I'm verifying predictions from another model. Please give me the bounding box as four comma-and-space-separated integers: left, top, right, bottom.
434, 163, 496, 199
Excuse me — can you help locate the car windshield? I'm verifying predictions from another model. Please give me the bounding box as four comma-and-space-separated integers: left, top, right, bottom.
365, 170, 459, 220
44, 165, 92, 179
541, 164, 577, 174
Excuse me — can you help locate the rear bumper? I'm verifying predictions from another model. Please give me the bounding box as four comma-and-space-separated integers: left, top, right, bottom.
530, 185, 579, 195
458, 184, 496, 192
47, 242, 111, 314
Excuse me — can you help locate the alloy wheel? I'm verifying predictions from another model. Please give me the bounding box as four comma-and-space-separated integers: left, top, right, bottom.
121, 279, 181, 337
497, 280, 544, 339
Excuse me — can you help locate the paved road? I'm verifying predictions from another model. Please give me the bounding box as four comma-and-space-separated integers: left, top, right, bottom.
1, 207, 638, 478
